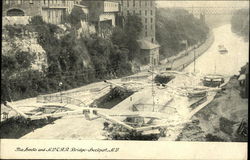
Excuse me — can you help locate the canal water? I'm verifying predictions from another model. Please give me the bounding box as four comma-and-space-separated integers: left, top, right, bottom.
184, 24, 249, 76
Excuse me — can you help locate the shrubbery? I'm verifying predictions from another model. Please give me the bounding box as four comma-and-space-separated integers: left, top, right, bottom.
1, 14, 139, 102
231, 9, 249, 40
156, 8, 209, 58
5, 24, 24, 38
65, 7, 87, 29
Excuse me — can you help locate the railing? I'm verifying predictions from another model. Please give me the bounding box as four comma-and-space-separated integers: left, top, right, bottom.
131, 103, 163, 112
160, 31, 214, 70
131, 99, 177, 113
37, 95, 87, 108
104, 1, 119, 12
121, 75, 149, 82
189, 96, 208, 109
42, 3, 68, 8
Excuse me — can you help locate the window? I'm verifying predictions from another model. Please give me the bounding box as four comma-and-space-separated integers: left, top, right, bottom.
150, 0, 153, 6
151, 24, 153, 30
133, 0, 135, 7
145, 18, 147, 23
145, 31, 147, 37
145, 1, 147, 6
151, 38, 154, 43
48, 10, 50, 19
145, 25, 147, 30
127, 10, 130, 15
133, 10, 135, 15
139, 0, 141, 7
151, 10, 153, 15
44, 0, 46, 4
127, 0, 129, 7
139, 10, 141, 15
151, 18, 153, 23
145, 10, 147, 16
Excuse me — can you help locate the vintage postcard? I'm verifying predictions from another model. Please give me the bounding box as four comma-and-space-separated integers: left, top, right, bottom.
1, 0, 249, 159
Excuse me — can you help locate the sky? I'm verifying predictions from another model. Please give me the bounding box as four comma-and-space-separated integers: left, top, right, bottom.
156, 1, 249, 9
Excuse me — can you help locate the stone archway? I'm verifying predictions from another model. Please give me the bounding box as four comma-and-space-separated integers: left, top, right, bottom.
7, 8, 25, 16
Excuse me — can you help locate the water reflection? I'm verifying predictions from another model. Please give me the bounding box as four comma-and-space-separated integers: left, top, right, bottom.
184, 24, 249, 76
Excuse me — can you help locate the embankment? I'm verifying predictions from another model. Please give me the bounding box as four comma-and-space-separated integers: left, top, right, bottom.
159, 31, 215, 71
177, 76, 248, 142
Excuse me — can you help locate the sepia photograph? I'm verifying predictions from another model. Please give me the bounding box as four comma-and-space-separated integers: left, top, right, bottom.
1, 0, 249, 159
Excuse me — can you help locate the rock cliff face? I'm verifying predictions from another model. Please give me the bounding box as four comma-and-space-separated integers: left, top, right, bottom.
3, 35, 48, 72
2, 23, 48, 72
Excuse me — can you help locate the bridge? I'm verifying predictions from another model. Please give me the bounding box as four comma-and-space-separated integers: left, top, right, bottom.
182, 6, 249, 16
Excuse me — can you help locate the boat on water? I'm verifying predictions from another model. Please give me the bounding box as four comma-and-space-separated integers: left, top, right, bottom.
218, 45, 228, 54
202, 74, 225, 87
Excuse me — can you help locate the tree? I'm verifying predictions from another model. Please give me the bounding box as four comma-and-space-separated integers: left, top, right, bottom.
111, 27, 128, 47
155, 8, 209, 58
124, 15, 143, 60
124, 15, 143, 38
1, 55, 18, 74
66, 7, 87, 29
15, 51, 34, 69
231, 9, 249, 40
110, 47, 131, 76
29, 16, 45, 25
5, 24, 23, 38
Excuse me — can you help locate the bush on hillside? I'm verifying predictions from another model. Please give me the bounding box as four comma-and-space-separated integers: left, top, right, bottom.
65, 7, 87, 29
5, 24, 24, 38
156, 8, 209, 58
231, 9, 249, 40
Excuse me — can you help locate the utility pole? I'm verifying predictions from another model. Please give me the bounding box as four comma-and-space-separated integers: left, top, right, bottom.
185, 40, 188, 56
151, 60, 155, 112
214, 58, 217, 74
193, 46, 196, 73
59, 82, 63, 103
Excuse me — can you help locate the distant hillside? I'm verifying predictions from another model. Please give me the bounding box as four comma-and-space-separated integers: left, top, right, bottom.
156, 8, 209, 59
231, 9, 249, 41
205, 15, 232, 28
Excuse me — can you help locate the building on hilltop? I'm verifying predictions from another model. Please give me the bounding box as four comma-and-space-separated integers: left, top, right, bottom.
2, 0, 75, 24
82, 0, 120, 34
119, 0, 160, 66
120, 0, 156, 43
